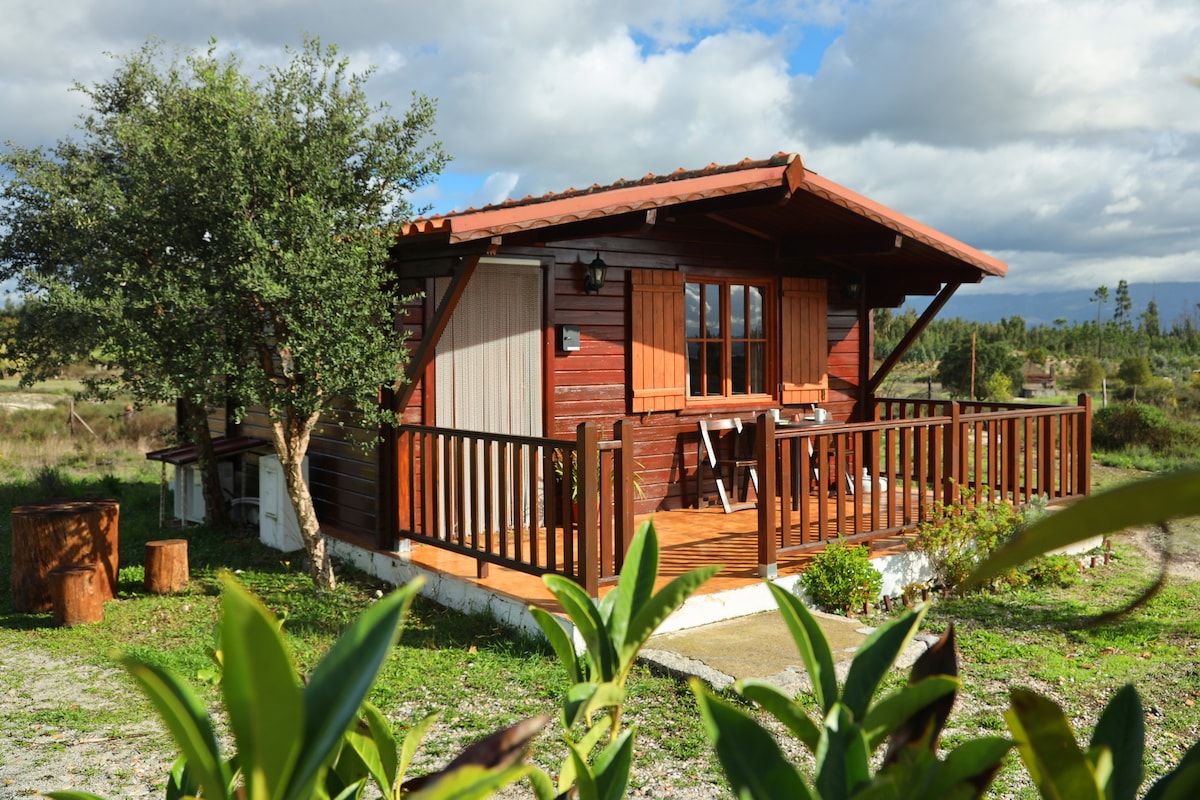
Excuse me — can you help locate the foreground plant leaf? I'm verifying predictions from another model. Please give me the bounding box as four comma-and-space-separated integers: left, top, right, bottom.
400, 715, 549, 795
1088, 684, 1144, 800
287, 577, 423, 800
219, 576, 303, 798
970, 469, 1200, 586
692, 680, 816, 800
117, 657, 233, 799
1006, 688, 1104, 800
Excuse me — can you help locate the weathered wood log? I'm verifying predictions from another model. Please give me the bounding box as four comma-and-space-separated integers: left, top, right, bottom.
10, 499, 119, 613
50, 564, 104, 626
144, 539, 189, 594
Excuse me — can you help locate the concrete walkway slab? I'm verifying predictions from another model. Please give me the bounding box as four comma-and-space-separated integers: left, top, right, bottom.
642, 608, 936, 694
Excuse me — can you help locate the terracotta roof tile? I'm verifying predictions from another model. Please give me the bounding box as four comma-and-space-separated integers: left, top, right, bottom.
403, 152, 796, 229
396, 151, 1005, 278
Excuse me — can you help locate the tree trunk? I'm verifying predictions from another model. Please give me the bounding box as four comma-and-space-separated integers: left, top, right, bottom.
50, 564, 104, 626
270, 410, 334, 590
181, 397, 230, 528
10, 499, 119, 613
144, 539, 189, 594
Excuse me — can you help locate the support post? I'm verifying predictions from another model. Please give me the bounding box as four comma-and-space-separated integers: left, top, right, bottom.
614, 420, 636, 570
1077, 393, 1092, 496
577, 422, 600, 598
943, 401, 960, 505
756, 413, 778, 578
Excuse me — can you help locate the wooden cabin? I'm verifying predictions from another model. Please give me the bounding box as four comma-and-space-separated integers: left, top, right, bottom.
218, 152, 1091, 595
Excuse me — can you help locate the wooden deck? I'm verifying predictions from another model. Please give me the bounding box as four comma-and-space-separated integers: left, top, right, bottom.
390, 496, 916, 614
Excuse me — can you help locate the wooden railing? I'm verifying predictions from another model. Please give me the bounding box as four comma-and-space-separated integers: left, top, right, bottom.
752, 395, 1092, 576
394, 421, 635, 596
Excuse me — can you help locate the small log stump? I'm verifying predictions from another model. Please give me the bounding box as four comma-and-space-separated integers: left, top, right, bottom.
50, 564, 104, 626
10, 499, 119, 613
144, 539, 189, 594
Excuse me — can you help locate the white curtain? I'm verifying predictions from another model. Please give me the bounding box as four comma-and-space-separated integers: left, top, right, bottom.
435, 259, 542, 436
434, 259, 543, 534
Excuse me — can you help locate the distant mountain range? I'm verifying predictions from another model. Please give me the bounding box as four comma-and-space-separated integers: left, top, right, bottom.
937, 282, 1200, 327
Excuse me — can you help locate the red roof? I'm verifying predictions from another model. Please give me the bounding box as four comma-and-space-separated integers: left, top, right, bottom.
398, 152, 1006, 278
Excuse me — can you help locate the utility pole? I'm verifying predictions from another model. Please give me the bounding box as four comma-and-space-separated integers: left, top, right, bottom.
970, 331, 976, 400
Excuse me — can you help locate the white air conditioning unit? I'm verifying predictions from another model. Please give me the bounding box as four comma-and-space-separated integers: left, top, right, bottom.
259, 454, 308, 552
173, 461, 234, 524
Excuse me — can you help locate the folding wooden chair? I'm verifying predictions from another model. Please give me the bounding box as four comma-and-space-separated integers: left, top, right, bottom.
697, 417, 759, 513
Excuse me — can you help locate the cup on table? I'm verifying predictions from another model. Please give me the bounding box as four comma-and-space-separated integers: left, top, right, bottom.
814, 407, 828, 423
770, 408, 781, 422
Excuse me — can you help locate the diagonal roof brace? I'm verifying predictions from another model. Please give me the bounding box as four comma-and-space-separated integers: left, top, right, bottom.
868, 281, 961, 395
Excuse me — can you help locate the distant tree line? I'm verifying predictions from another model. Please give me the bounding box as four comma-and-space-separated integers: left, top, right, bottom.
876, 282, 1199, 369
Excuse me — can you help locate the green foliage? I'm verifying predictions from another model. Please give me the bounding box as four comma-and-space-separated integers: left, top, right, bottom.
1004, 681, 1200, 799
936, 337, 1024, 400
1070, 356, 1106, 390
0, 36, 448, 588
694, 594, 1011, 799
909, 489, 1033, 592
1020, 553, 1081, 588
984, 370, 1013, 401
1094, 403, 1170, 450
1118, 356, 1153, 388
529, 520, 718, 799
697, 574, 1200, 799
798, 541, 882, 613
42, 574, 550, 800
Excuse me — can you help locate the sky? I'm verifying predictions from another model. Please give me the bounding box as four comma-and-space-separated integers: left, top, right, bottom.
3, 0, 1200, 304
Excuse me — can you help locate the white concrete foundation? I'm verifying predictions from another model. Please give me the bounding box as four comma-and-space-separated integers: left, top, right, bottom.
324, 531, 1104, 648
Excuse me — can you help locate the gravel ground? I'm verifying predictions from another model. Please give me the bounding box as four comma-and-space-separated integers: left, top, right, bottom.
0, 650, 172, 798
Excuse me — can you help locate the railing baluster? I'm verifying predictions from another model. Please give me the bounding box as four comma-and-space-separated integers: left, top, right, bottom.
798, 434, 813, 543
778, 436, 795, 547
817, 431, 831, 541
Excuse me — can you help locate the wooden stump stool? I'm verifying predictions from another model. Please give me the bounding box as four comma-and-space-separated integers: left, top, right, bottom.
50, 564, 104, 626
144, 539, 189, 594
10, 499, 119, 613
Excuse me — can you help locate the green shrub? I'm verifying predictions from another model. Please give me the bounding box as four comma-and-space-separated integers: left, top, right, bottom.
1021, 553, 1081, 588
1093, 403, 1169, 450
798, 541, 882, 614
1069, 355, 1105, 390
909, 488, 1030, 592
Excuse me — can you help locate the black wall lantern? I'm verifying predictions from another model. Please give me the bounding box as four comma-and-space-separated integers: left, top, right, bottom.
583, 253, 607, 294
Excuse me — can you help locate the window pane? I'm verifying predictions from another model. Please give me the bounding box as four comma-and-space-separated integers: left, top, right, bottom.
685, 283, 700, 339
687, 342, 702, 396
731, 341, 746, 395
750, 342, 765, 394
730, 284, 745, 338
705, 342, 722, 395
749, 286, 764, 338
704, 284, 721, 338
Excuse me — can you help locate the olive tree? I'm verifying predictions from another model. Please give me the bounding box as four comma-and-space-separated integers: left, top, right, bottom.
0, 38, 447, 588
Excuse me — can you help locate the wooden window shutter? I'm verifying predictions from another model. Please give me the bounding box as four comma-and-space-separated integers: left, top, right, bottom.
630, 269, 686, 412
781, 277, 828, 404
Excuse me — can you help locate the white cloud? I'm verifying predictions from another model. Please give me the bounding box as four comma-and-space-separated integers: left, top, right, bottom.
2, 0, 1200, 299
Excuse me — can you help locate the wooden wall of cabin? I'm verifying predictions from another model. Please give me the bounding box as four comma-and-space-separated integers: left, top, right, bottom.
395, 229, 865, 517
